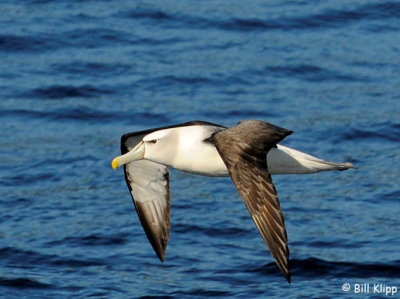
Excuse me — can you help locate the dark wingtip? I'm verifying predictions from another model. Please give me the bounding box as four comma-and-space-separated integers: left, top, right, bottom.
156, 250, 166, 262
279, 267, 291, 283
285, 272, 291, 284
277, 259, 291, 283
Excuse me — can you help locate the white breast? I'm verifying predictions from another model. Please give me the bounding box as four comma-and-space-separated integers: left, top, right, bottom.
169, 126, 228, 177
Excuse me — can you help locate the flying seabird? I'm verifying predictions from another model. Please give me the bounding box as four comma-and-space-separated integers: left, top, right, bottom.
111, 120, 353, 283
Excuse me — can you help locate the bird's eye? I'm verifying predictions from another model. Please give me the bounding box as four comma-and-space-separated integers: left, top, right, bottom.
150, 139, 157, 144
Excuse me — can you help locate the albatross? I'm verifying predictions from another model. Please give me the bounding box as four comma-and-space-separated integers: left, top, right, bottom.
111, 120, 353, 283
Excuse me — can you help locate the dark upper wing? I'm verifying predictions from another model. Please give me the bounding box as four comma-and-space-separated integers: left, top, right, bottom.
121, 133, 170, 261
212, 120, 293, 282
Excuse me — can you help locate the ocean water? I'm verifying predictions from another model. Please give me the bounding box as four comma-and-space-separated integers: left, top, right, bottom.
1, 0, 399, 298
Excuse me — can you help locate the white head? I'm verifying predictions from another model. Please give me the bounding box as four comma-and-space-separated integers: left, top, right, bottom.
111, 128, 178, 169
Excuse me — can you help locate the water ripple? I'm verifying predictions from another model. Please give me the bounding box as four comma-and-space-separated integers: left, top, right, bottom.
122, 2, 400, 32
1, 107, 168, 124
46, 233, 129, 247
0, 33, 66, 52
0, 278, 53, 290
0, 247, 105, 269
25, 85, 113, 100
341, 122, 400, 142
266, 64, 365, 82
290, 258, 400, 280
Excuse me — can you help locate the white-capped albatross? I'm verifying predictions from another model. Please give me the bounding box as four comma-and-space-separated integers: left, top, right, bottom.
111, 120, 353, 283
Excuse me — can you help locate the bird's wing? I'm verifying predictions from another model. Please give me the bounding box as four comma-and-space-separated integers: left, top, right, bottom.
120, 132, 170, 261
212, 120, 292, 282
124, 160, 170, 261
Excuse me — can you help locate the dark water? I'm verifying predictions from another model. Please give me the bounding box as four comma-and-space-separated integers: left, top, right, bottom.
1, 1, 399, 298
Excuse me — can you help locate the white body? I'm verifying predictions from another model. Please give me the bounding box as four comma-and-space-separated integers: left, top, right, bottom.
140, 125, 352, 176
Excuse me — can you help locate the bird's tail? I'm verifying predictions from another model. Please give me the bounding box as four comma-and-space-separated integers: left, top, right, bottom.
267, 144, 354, 175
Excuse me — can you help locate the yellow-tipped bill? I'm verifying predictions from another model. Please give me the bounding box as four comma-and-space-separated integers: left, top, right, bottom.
111, 141, 145, 170
111, 158, 120, 170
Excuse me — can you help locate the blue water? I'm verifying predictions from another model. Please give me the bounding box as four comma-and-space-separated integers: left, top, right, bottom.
1, 0, 399, 298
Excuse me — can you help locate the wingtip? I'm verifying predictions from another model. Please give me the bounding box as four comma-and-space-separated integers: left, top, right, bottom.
347, 162, 358, 169
280, 267, 291, 283
156, 251, 166, 262
338, 162, 356, 171
285, 273, 291, 284
276, 259, 291, 283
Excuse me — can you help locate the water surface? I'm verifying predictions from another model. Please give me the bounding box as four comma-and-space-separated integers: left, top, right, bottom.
1, 1, 399, 298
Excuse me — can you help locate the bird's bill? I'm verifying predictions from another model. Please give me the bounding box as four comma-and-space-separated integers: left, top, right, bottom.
111, 141, 145, 170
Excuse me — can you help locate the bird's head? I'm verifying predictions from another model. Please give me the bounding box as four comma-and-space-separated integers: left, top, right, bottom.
111, 129, 175, 169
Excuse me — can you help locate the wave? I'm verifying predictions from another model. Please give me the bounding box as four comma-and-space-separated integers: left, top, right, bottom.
46, 233, 129, 247
173, 223, 249, 238
50, 62, 132, 77
0, 33, 66, 53
0, 172, 57, 187
244, 257, 400, 280
0, 107, 169, 125
382, 190, 400, 201
0, 277, 53, 290
2, 2, 399, 56
0, 247, 105, 270
291, 257, 400, 280
200, 109, 278, 120
25, 85, 113, 100
0, 28, 130, 53
122, 2, 400, 32
265, 64, 364, 83
340, 122, 400, 143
